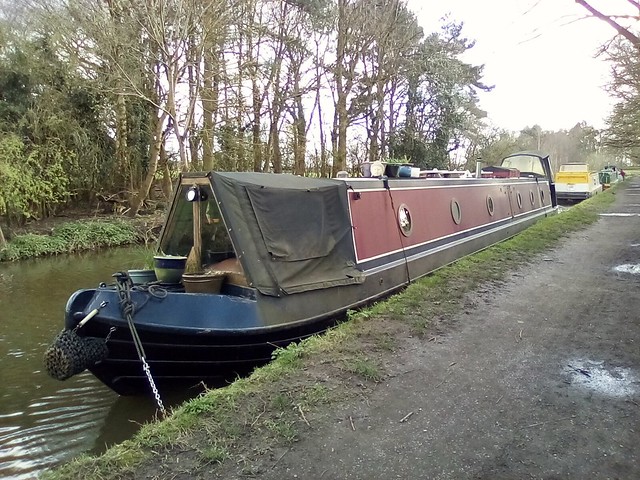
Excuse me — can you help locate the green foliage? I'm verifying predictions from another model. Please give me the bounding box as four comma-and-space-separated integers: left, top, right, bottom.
602, 39, 640, 163
0, 133, 73, 222
0, 220, 138, 261
391, 21, 490, 169
0, 28, 115, 214
270, 341, 306, 369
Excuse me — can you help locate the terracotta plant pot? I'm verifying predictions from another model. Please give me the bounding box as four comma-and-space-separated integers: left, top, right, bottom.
182, 272, 226, 293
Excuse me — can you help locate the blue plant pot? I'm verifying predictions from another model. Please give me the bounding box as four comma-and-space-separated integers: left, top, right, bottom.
153, 255, 187, 283
127, 269, 157, 285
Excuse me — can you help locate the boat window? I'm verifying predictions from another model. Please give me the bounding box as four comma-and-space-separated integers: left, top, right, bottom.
559, 164, 589, 172
159, 183, 235, 264
202, 196, 235, 264
398, 204, 413, 236
486, 195, 494, 216
159, 184, 194, 257
450, 199, 462, 225
501, 155, 546, 177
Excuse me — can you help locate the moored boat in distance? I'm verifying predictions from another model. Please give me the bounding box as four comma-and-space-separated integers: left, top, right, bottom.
598, 165, 624, 189
44, 151, 558, 396
555, 163, 602, 202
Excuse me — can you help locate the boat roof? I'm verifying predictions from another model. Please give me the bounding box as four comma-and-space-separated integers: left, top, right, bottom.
210, 172, 364, 296
502, 150, 549, 160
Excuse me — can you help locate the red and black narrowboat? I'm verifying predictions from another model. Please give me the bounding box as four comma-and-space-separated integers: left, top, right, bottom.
45, 151, 557, 396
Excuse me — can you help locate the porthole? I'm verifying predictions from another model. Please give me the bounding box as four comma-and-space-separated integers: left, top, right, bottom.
540, 190, 545, 204
486, 195, 495, 216
529, 190, 535, 206
451, 199, 462, 225
398, 204, 413, 237
516, 192, 523, 209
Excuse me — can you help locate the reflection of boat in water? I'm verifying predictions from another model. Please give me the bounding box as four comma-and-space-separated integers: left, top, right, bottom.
45, 151, 557, 396
598, 165, 624, 189
555, 163, 602, 202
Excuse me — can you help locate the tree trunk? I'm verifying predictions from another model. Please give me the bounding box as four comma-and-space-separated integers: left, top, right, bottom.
201, 45, 220, 172
115, 91, 129, 191
293, 89, 307, 176
127, 111, 168, 217
0, 224, 6, 248
252, 77, 263, 172
160, 143, 173, 201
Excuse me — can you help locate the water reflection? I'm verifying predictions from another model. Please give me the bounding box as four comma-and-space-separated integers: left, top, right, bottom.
0, 247, 195, 480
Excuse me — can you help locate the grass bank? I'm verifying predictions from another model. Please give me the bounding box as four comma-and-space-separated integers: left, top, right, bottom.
43, 186, 619, 480
0, 214, 162, 262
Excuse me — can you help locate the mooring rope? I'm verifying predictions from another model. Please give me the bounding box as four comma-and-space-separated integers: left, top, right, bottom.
113, 272, 166, 417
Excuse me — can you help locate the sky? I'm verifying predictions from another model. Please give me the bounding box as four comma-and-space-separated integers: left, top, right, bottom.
405, 0, 625, 132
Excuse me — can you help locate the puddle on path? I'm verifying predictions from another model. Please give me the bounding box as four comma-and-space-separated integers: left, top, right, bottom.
613, 264, 640, 274
565, 360, 637, 397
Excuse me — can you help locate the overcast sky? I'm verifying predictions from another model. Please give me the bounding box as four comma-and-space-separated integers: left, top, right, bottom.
405, 0, 623, 132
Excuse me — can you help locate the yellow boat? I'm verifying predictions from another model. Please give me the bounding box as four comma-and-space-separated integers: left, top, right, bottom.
555, 163, 602, 201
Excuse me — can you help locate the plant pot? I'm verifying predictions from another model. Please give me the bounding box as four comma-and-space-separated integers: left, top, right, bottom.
360, 162, 372, 178
153, 255, 187, 284
385, 163, 413, 178
127, 269, 157, 285
182, 272, 226, 293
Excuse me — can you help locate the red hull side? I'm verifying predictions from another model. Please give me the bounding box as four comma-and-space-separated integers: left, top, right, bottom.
349, 180, 550, 263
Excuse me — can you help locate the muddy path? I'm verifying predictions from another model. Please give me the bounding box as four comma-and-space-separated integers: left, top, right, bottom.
214, 185, 640, 479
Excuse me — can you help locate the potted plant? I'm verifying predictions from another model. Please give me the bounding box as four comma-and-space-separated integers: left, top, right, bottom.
384, 157, 413, 178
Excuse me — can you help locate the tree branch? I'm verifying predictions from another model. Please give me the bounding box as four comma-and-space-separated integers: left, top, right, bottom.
575, 0, 640, 49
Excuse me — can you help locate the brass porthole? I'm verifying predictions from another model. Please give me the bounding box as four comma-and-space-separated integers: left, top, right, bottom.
398, 204, 413, 237
516, 192, 523, 209
486, 195, 495, 216
451, 199, 462, 225
530, 190, 535, 206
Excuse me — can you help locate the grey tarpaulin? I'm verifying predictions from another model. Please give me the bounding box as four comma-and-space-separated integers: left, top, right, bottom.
210, 172, 364, 296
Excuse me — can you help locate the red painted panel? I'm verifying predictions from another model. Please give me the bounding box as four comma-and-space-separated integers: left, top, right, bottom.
348, 183, 523, 262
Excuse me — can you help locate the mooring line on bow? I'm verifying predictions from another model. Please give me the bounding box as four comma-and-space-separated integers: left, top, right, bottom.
113, 272, 166, 417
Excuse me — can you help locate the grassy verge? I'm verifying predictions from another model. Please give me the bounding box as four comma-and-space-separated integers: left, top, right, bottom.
0, 219, 152, 262
42, 186, 618, 480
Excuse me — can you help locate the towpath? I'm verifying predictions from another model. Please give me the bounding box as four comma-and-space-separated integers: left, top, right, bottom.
221, 182, 640, 479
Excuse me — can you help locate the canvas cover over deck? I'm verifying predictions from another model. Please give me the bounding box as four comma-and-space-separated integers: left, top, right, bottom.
210, 172, 364, 297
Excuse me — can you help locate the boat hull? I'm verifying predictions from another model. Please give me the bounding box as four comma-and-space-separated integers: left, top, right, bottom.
66, 207, 552, 395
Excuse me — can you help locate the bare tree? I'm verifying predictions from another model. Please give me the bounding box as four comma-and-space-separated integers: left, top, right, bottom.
575, 0, 640, 49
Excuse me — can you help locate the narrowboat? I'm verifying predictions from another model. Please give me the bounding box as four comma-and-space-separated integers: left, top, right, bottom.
44, 151, 557, 396
555, 163, 602, 201
598, 165, 624, 189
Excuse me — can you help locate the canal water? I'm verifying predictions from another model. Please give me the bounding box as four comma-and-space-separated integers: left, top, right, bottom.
0, 248, 196, 480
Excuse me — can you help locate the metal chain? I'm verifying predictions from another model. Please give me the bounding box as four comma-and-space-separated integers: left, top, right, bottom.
142, 358, 166, 416
105, 326, 116, 343
113, 272, 167, 417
